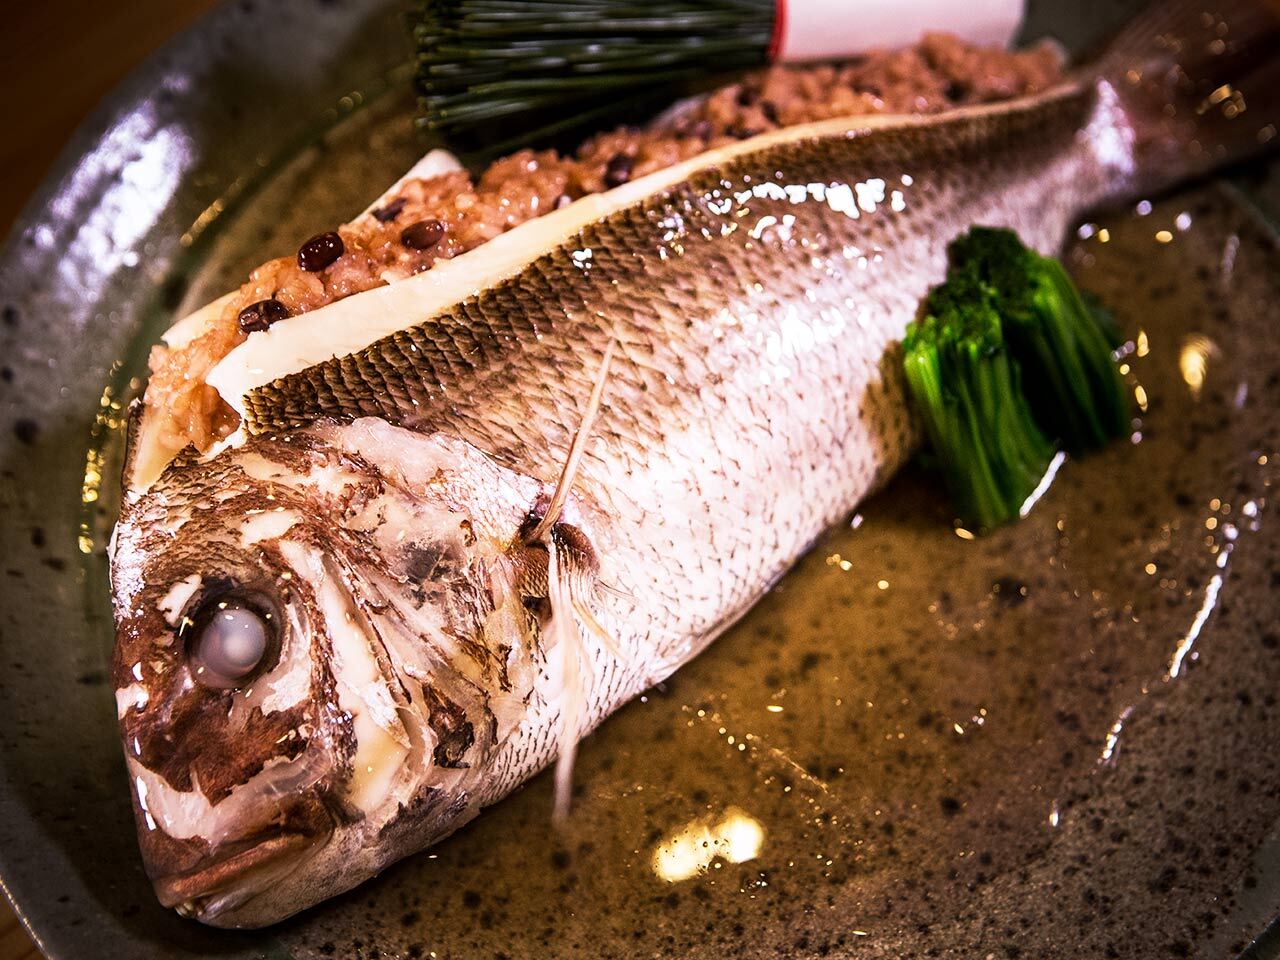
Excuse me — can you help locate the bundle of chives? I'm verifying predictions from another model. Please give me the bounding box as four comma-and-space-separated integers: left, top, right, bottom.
413, 0, 774, 149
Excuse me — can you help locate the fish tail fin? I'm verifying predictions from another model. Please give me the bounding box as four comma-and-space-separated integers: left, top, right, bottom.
1097, 0, 1280, 193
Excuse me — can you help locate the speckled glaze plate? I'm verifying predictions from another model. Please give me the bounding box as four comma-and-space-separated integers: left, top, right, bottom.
2, 2, 1279, 958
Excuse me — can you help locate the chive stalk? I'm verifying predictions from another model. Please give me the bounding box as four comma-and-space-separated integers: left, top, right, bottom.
412, 0, 773, 150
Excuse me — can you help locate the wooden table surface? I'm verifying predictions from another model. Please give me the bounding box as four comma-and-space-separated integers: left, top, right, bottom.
1, 3, 222, 955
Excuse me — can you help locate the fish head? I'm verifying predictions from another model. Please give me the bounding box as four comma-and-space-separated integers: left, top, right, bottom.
110, 416, 552, 925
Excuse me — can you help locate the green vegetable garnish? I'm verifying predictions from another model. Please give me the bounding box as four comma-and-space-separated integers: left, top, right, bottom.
948, 227, 1130, 454
903, 227, 1129, 530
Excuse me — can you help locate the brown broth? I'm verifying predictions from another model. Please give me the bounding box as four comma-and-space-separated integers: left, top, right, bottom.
257, 187, 1280, 959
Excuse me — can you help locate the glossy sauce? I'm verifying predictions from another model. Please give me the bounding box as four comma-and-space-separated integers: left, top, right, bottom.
132, 90, 1280, 957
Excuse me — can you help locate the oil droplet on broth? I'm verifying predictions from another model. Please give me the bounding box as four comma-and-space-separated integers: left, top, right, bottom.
652, 809, 765, 883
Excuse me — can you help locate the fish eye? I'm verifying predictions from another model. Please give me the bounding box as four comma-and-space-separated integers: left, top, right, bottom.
183, 596, 278, 690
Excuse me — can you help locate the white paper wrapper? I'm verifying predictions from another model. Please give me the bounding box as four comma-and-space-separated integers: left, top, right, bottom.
772, 0, 1024, 61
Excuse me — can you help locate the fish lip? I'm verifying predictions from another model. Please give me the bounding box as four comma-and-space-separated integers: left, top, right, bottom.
153, 831, 318, 911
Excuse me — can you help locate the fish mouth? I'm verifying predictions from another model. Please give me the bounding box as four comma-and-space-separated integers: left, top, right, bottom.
154, 831, 318, 914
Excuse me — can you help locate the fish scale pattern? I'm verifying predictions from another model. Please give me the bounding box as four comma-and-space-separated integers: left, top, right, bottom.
117, 81, 1143, 923
244, 87, 1107, 695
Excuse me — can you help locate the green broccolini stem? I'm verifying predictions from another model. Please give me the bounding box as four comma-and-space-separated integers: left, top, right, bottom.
902, 226, 1129, 530
946, 226, 1130, 455
1004, 257, 1131, 453
904, 313, 1056, 530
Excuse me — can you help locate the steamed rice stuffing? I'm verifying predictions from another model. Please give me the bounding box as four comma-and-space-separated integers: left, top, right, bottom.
144, 33, 1064, 457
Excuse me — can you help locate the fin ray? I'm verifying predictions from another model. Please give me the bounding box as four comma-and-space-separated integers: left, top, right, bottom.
547, 541, 589, 822
529, 339, 617, 543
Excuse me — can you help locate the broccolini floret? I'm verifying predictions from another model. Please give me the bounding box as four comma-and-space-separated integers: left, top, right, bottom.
903, 227, 1128, 530
948, 227, 1130, 454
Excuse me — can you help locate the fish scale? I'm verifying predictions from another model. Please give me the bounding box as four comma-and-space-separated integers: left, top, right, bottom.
110, 0, 1280, 924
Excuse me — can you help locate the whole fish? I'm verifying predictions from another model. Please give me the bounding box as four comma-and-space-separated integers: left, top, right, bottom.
109, 0, 1279, 927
